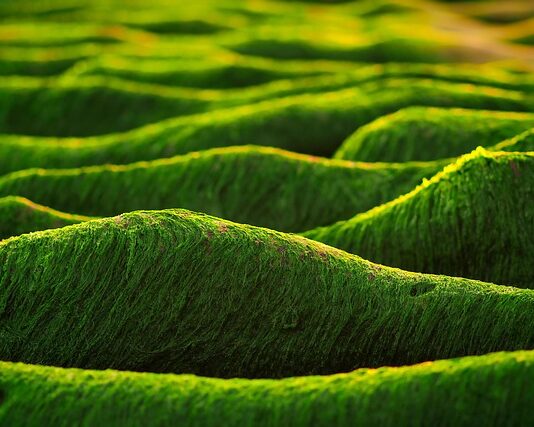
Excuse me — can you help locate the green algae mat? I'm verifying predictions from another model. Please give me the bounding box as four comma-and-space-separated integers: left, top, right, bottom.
0, 0, 533, 425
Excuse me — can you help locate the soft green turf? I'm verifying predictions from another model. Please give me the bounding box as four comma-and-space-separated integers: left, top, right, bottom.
0, 145, 445, 232
0, 79, 531, 172
1, 75, 531, 137
1, 350, 534, 426
2, 208, 534, 378
0, 0, 532, 421
0, 130, 531, 240
334, 107, 534, 162
491, 128, 534, 152
65, 57, 534, 90
304, 149, 534, 287
0, 196, 88, 240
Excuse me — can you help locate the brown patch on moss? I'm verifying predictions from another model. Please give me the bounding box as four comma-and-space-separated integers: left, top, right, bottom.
217, 223, 229, 233
510, 160, 521, 177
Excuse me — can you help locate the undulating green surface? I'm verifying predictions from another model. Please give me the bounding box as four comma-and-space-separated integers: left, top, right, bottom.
334, 107, 534, 162
2, 350, 534, 426
1, 76, 531, 137
0, 80, 532, 176
2, 209, 534, 378
0, 196, 88, 240
0, 146, 446, 232
304, 149, 534, 287
1, 0, 533, 423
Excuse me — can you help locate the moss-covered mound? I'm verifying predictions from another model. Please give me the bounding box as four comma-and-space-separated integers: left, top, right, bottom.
0, 79, 531, 173
334, 107, 534, 162
65, 57, 534, 91
492, 128, 534, 152
0, 146, 445, 232
304, 150, 534, 288
1, 76, 531, 137
2, 208, 534, 378
1, 350, 534, 426
0, 196, 88, 240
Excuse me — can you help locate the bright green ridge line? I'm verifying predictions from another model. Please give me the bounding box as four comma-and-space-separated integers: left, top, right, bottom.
0, 129, 530, 259
64, 55, 339, 89
0, 47, 91, 76
64, 58, 534, 91
221, 34, 465, 64
0, 42, 226, 77
0, 196, 90, 240
0, 19, 231, 48
0, 129, 530, 262
0, 24, 123, 48
0, 146, 446, 233
0, 127, 531, 240
2, 208, 534, 378
0, 79, 531, 172
0, 18, 470, 65
303, 149, 534, 288
1, 75, 531, 137
1, 350, 534, 426
0, 76, 219, 137
491, 128, 534, 152
0, 129, 534, 238
334, 107, 534, 162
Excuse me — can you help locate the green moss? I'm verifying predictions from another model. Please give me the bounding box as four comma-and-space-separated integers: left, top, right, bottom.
0, 77, 213, 137
304, 150, 534, 288
0, 79, 530, 172
65, 55, 352, 89
1, 75, 531, 137
491, 128, 534, 152
2, 208, 534, 377
0, 23, 122, 48
67, 58, 534, 91
0, 146, 445, 232
334, 107, 534, 162
0, 196, 88, 240
2, 350, 534, 426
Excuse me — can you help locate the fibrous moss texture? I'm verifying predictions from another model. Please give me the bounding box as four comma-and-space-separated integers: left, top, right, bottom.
304, 149, 534, 288
1, 350, 534, 426
334, 107, 534, 162
2, 209, 534, 378
0, 77, 531, 138
0, 146, 446, 232
0, 196, 88, 240
1, 0, 533, 423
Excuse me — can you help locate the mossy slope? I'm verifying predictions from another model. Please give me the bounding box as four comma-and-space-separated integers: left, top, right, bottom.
66, 58, 534, 91
0, 77, 531, 137
491, 128, 534, 152
2, 209, 534, 378
2, 350, 534, 426
0, 196, 88, 240
0, 79, 530, 174
0, 146, 445, 232
334, 107, 534, 162
304, 150, 534, 288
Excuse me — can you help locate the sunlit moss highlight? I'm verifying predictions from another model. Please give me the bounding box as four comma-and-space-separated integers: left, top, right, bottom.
2, 350, 534, 426
2, 208, 534, 378
304, 150, 534, 287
